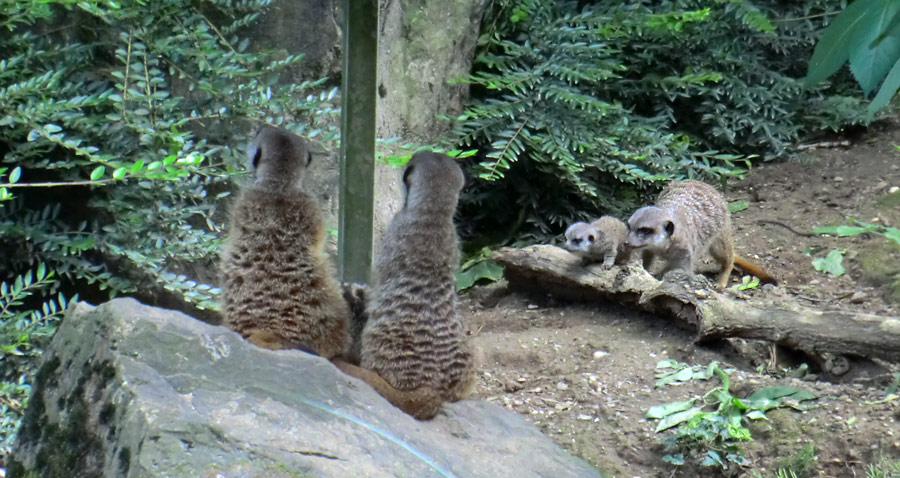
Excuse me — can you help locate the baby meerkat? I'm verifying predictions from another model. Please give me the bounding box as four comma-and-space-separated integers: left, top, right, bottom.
625, 180, 776, 289
333, 151, 475, 420
563, 216, 628, 267
220, 126, 350, 358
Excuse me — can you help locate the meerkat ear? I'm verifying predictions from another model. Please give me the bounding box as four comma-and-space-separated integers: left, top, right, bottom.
247, 141, 262, 169
402, 164, 414, 187
664, 220, 675, 237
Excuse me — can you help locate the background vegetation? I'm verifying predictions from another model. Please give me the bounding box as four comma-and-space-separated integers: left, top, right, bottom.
0, 0, 879, 468
450, 0, 868, 246
0, 0, 337, 460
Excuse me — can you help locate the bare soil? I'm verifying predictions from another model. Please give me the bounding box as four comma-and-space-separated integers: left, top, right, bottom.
464, 123, 900, 477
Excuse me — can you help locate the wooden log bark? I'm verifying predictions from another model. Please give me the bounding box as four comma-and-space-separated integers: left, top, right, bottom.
492, 245, 900, 363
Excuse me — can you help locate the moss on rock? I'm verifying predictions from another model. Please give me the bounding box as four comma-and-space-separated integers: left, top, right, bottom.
9, 359, 122, 478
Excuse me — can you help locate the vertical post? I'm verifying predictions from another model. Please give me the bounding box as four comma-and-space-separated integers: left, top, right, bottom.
338, 0, 378, 284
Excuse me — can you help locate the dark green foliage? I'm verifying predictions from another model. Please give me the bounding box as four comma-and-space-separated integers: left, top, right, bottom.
805, 0, 900, 118
450, 0, 865, 246
0, 268, 70, 459
0, 0, 338, 311
0, 0, 338, 464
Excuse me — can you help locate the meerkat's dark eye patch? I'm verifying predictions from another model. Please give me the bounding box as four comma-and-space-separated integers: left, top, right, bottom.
637, 227, 653, 236
572, 238, 581, 245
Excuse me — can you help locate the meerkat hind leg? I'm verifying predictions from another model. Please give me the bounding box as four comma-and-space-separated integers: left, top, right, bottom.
331, 358, 444, 420
246, 329, 290, 350
246, 329, 320, 355
708, 234, 735, 289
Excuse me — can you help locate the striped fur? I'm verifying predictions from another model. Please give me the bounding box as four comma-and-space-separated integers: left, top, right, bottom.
221, 127, 350, 357
360, 152, 475, 405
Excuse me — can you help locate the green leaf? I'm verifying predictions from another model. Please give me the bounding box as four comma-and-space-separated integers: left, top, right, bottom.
805, 0, 881, 86
812, 249, 846, 276
456, 260, 504, 291
866, 56, 900, 118
700, 450, 724, 467
883, 227, 900, 246
728, 200, 749, 213
656, 366, 697, 387
646, 398, 696, 419
113, 167, 127, 179
655, 407, 705, 432
90, 166, 105, 180
662, 454, 685, 466
812, 225, 869, 236
748, 385, 812, 402
8, 166, 21, 183
848, 2, 900, 95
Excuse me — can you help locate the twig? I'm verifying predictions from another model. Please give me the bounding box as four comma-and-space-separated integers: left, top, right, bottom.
2, 179, 117, 188
123, 29, 133, 120
757, 219, 817, 237
774, 11, 840, 22
795, 140, 851, 151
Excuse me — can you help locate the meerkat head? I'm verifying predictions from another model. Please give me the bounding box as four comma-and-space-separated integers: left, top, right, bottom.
625, 206, 675, 252
563, 222, 596, 253
246, 126, 312, 191
401, 151, 465, 210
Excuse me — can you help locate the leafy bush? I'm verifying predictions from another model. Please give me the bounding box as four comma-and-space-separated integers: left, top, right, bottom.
0, 0, 338, 464
805, 0, 900, 119
0, 0, 338, 309
450, 0, 866, 246
647, 360, 816, 470
0, 266, 73, 459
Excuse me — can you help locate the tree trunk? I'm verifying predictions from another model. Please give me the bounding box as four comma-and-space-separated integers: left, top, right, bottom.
492, 245, 900, 363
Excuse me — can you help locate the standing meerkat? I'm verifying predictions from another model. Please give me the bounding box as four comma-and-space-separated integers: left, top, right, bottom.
564, 216, 628, 267
220, 126, 350, 358
625, 180, 777, 289
333, 151, 475, 420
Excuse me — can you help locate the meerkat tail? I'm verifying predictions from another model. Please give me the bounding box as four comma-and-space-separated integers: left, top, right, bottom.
733, 254, 778, 285
331, 358, 444, 420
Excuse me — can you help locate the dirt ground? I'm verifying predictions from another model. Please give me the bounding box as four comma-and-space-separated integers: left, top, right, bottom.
463, 123, 900, 477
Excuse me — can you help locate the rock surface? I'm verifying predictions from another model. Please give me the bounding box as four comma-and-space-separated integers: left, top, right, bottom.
10, 298, 603, 478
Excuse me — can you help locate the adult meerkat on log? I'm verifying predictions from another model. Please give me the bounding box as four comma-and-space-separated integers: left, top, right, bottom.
333, 151, 475, 420
563, 216, 628, 267
625, 180, 777, 289
221, 126, 350, 358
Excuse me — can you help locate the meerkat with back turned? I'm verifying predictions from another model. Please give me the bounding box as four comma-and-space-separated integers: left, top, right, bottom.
220, 126, 350, 357
625, 180, 776, 289
333, 151, 475, 420
564, 216, 628, 267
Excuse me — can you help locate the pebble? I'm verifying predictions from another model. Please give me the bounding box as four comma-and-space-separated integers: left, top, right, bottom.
527, 304, 539, 310
593, 350, 609, 359
834, 176, 844, 182
890, 186, 900, 194
557, 381, 569, 391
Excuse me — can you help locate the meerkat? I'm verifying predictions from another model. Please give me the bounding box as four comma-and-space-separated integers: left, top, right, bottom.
625, 180, 777, 289
220, 126, 350, 358
332, 151, 475, 420
563, 216, 628, 267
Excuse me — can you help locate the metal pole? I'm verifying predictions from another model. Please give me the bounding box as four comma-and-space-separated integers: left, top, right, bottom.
338, 0, 378, 284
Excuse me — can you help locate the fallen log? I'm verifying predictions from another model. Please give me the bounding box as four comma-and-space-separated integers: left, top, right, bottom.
492, 245, 900, 363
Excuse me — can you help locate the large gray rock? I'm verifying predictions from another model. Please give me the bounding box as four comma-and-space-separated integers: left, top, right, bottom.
10, 299, 604, 478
